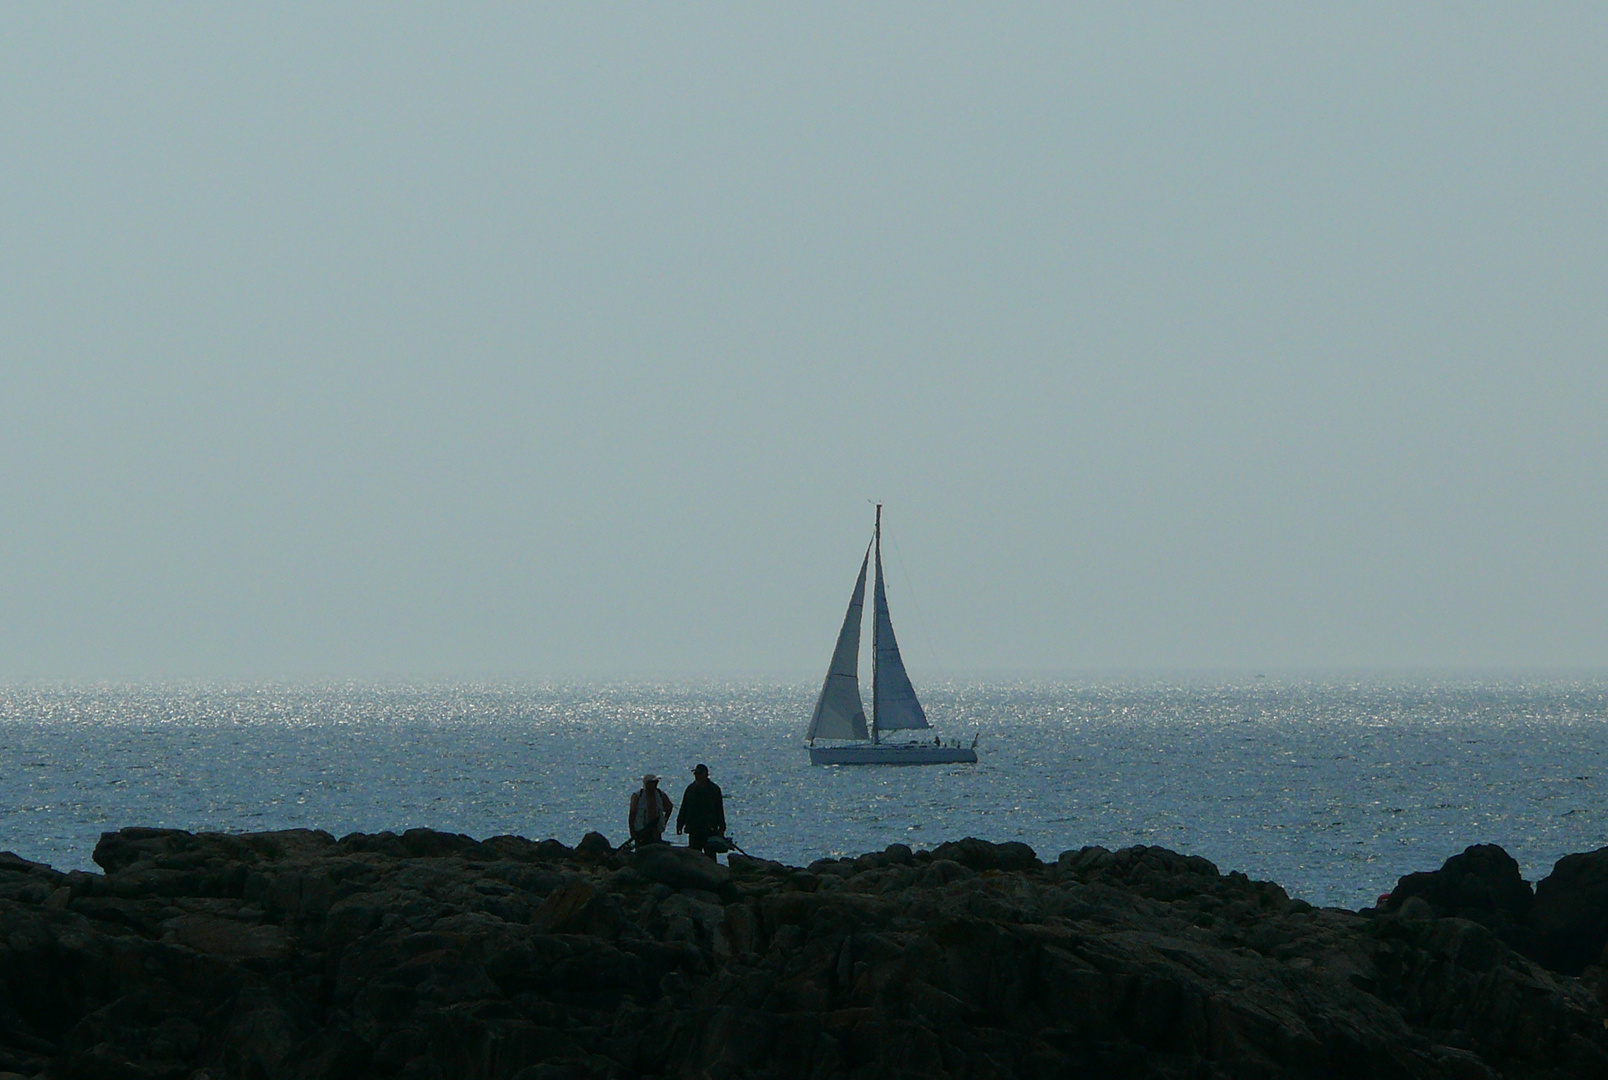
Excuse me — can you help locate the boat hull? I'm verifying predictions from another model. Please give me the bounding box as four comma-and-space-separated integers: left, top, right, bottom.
808, 743, 978, 766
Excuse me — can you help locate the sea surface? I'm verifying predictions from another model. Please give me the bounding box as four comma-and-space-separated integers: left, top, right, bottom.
2, 678, 1606, 910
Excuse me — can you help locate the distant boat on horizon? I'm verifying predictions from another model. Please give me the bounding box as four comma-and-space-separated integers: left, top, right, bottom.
805, 505, 978, 766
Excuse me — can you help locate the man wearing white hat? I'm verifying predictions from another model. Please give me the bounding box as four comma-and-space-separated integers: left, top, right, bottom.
629, 774, 673, 846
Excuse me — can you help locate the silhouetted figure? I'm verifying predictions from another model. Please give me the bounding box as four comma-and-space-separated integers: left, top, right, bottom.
629, 774, 672, 845
676, 763, 725, 859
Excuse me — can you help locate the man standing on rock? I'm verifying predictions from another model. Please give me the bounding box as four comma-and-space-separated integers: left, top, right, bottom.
675, 763, 725, 859
629, 774, 672, 846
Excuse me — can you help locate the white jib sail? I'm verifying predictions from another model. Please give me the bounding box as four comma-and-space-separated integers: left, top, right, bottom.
872, 543, 930, 732
806, 547, 871, 742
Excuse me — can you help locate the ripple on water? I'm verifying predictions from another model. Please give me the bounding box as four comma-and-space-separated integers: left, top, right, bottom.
0, 678, 1606, 908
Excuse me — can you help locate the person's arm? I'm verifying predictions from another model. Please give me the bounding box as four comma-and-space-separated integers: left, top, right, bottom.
675, 787, 687, 832
715, 788, 726, 834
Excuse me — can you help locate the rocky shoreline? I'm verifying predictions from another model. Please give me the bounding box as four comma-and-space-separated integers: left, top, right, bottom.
2, 829, 1608, 1079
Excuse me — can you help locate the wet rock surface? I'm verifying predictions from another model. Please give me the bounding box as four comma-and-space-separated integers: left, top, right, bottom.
0, 830, 1605, 1079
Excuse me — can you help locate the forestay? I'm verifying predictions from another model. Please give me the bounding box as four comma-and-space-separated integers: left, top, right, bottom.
805, 547, 871, 741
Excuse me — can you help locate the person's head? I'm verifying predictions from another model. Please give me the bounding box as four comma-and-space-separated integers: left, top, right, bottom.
693, 763, 709, 782
642, 773, 659, 788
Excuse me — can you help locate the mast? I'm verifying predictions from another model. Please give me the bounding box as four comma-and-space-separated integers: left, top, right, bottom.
871, 503, 881, 744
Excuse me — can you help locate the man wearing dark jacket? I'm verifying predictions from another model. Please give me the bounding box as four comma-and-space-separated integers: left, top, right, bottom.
675, 763, 725, 859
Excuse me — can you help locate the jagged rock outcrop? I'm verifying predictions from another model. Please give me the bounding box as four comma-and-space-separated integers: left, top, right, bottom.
1383, 843, 1534, 950
1382, 842, 1608, 978
1529, 848, 1608, 976
0, 829, 1605, 1079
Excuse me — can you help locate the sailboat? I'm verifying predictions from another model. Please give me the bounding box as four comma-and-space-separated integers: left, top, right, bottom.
805, 505, 978, 765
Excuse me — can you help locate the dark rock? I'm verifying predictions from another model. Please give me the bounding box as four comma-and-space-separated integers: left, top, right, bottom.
535, 838, 572, 861
481, 835, 543, 862
1528, 846, 1608, 975
918, 858, 974, 887
1399, 895, 1435, 921
573, 832, 613, 861
726, 853, 788, 877
3, 827, 1608, 1079
1058, 844, 1115, 874
399, 827, 482, 859
532, 880, 626, 938
161, 913, 294, 960
92, 826, 199, 872
632, 845, 730, 893
929, 836, 1040, 872
0, 851, 64, 878
1385, 844, 1533, 936
0, 853, 65, 905
92, 826, 335, 874
339, 829, 409, 857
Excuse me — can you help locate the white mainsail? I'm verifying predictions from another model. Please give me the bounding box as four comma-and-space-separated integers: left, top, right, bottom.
805, 546, 871, 742
871, 538, 930, 733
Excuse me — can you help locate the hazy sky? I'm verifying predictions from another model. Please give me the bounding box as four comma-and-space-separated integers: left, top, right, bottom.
2, 7, 1604, 680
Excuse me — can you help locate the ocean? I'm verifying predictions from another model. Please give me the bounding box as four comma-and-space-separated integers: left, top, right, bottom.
2, 678, 1605, 910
